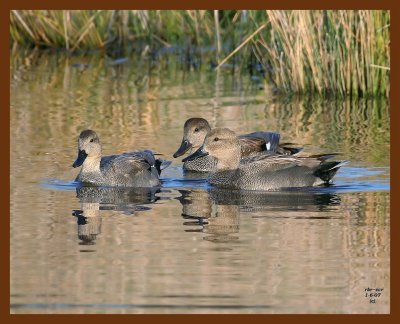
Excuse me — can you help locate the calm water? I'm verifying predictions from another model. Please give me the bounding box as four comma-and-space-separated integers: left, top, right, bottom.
10, 50, 390, 314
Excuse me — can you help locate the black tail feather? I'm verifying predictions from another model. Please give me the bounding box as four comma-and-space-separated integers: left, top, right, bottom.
314, 160, 348, 183
155, 159, 172, 175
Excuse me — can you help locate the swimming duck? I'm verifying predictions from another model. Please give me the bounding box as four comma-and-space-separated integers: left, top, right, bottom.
183, 128, 347, 190
173, 118, 300, 172
72, 129, 170, 187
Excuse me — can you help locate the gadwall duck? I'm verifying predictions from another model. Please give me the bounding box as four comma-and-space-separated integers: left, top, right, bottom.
183, 128, 348, 191
173, 118, 301, 172
72, 130, 171, 187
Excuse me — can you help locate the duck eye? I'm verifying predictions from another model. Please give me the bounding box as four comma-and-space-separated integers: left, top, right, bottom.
90, 138, 94, 143
194, 128, 199, 132
214, 137, 219, 142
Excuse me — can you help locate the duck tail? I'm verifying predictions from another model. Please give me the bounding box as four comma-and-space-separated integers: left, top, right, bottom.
314, 160, 349, 183
155, 159, 172, 175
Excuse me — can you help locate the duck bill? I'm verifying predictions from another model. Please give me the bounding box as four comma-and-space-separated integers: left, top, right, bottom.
72, 149, 88, 168
182, 146, 209, 162
173, 139, 192, 158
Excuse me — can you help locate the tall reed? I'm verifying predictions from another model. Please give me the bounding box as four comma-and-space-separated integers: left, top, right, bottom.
10, 10, 217, 50
10, 10, 390, 97
250, 10, 390, 97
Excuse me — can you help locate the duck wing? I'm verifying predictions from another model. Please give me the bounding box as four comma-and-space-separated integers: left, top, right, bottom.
242, 153, 324, 172
238, 136, 266, 156
101, 151, 157, 176
275, 142, 304, 155
241, 131, 281, 152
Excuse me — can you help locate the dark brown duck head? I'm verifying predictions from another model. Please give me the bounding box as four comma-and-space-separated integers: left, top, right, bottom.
183, 128, 241, 170
73, 129, 102, 168
173, 118, 211, 158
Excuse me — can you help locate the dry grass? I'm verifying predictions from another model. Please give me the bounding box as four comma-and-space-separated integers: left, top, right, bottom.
249, 10, 390, 97
10, 10, 216, 50
10, 10, 390, 97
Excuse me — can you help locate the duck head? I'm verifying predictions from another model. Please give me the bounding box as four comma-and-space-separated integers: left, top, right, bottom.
73, 129, 102, 168
173, 118, 211, 158
183, 128, 241, 170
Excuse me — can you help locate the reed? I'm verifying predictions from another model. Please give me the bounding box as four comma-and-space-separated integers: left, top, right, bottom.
10, 10, 217, 49
249, 10, 390, 97
10, 10, 390, 97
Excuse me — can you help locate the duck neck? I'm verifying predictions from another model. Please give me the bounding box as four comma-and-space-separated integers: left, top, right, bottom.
81, 155, 101, 173
216, 150, 241, 170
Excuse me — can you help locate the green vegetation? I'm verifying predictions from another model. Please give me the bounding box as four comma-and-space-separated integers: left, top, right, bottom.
10, 10, 390, 97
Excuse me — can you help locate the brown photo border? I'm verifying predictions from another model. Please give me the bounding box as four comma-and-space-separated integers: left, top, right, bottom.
2, 0, 396, 323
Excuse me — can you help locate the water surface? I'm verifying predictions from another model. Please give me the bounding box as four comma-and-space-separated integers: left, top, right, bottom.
10, 50, 390, 314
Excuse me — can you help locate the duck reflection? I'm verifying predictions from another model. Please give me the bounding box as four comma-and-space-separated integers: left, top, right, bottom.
177, 188, 341, 242
178, 189, 240, 243
208, 188, 341, 212
72, 208, 101, 245
72, 186, 159, 245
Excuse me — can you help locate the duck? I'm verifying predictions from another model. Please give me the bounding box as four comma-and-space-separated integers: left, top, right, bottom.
173, 117, 301, 172
182, 128, 348, 191
72, 129, 171, 187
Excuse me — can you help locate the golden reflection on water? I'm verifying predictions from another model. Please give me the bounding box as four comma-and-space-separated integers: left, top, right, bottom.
10, 50, 389, 314
11, 51, 389, 166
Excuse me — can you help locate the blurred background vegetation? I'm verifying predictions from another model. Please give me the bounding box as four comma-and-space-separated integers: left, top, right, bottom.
10, 10, 390, 98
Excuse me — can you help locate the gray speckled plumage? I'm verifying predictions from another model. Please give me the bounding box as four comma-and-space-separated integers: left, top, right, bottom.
184, 128, 348, 191
181, 154, 217, 172
72, 130, 170, 187
173, 118, 300, 172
